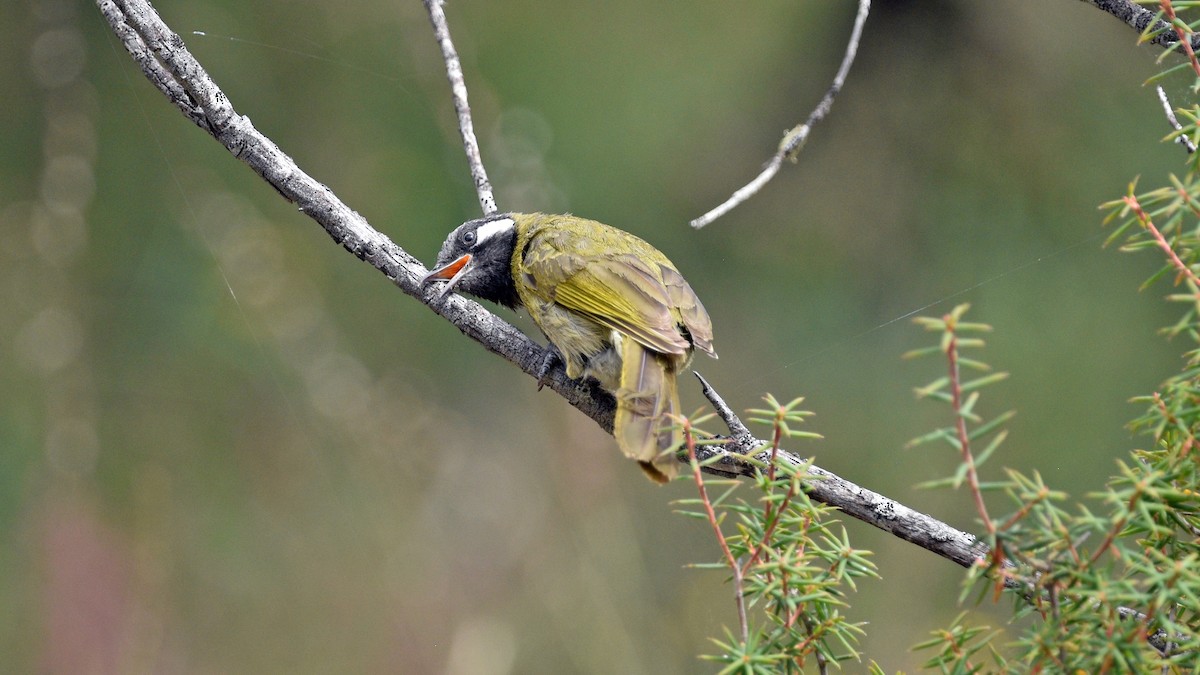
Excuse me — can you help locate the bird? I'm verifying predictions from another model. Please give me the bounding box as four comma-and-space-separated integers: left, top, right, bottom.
422, 212, 716, 482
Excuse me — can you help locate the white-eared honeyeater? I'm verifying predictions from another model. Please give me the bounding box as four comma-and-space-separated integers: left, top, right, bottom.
423, 213, 716, 482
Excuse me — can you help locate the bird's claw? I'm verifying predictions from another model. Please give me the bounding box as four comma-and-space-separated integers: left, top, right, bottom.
536, 344, 562, 391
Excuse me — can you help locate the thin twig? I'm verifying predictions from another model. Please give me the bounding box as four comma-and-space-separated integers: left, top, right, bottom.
685, 422, 749, 644
694, 372, 753, 441
741, 409, 789, 575
801, 614, 830, 675
1123, 193, 1200, 290
423, 0, 497, 216
945, 325, 995, 537
1156, 85, 1198, 154
690, 0, 870, 229
1089, 484, 1142, 565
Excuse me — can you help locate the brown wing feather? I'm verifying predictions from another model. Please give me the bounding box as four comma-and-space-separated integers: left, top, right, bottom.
659, 265, 717, 358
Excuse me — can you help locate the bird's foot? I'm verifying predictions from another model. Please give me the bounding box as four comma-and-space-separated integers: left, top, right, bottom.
536, 344, 563, 391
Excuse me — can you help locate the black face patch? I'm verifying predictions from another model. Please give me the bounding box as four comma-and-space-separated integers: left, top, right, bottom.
428, 214, 521, 309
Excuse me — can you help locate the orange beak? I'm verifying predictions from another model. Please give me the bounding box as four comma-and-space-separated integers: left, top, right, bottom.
421, 254, 472, 298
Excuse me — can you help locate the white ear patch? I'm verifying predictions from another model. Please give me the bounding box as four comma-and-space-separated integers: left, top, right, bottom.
474, 217, 515, 246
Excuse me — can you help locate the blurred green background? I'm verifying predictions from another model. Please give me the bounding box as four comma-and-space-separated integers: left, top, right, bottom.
2, 0, 1191, 671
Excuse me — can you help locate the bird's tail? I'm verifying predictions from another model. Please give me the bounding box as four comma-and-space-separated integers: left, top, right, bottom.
614, 338, 681, 484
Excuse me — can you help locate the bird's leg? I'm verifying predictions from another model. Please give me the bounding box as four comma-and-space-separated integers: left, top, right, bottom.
536, 343, 564, 391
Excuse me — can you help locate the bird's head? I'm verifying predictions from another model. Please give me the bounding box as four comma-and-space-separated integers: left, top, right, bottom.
422, 213, 522, 308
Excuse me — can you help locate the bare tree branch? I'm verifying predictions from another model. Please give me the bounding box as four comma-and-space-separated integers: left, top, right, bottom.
96, 0, 993, 582
423, 0, 497, 216
1082, 0, 1200, 50
690, 0, 870, 229
685, 0, 1200, 232
691, 377, 992, 570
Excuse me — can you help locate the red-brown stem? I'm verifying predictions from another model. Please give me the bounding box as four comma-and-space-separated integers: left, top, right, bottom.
799, 614, 830, 674
766, 412, 783, 484
946, 327, 996, 536
742, 419, 794, 575
1123, 194, 1200, 290
1176, 186, 1200, 219
1061, 525, 1084, 565
745, 478, 801, 576
1153, 391, 1197, 458
940, 629, 975, 672
686, 421, 749, 644
999, 486, 1047, 532
780, 513, 811, 631
788, 614, 831, 671
786, 601, 806, 632
782, 577, 799, 630
1161, 0, 1200, 79
1089, 484, 1143, 564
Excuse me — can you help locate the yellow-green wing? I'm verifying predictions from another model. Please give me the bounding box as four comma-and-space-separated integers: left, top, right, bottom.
517, 215, 714, 358
552, 255, 691, 355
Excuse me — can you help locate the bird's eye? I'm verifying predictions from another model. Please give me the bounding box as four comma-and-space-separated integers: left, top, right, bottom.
461, 230, 477, 247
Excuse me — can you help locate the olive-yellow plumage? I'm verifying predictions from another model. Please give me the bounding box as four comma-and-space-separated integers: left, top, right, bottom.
422, 212, 716, 482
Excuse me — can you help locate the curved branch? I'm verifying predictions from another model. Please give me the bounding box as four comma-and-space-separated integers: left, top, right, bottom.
96, 0, 991, 576
690, 0, 870, 229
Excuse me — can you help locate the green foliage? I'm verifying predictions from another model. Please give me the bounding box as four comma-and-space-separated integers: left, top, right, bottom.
687, 7, 1200, 668
688, 261, 1200, 672
935, 6, 1200, 671
905, 305, 1014, 498
905, 8, 1200, 658
907, 301, 1200, 671
677, 397, 878, 672
912, 612, 1007, 674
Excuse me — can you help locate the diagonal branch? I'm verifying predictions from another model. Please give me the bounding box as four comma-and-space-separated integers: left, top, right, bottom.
96, 0, 994, 580
690, 377, 992, 570
98, 0, 612, 431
